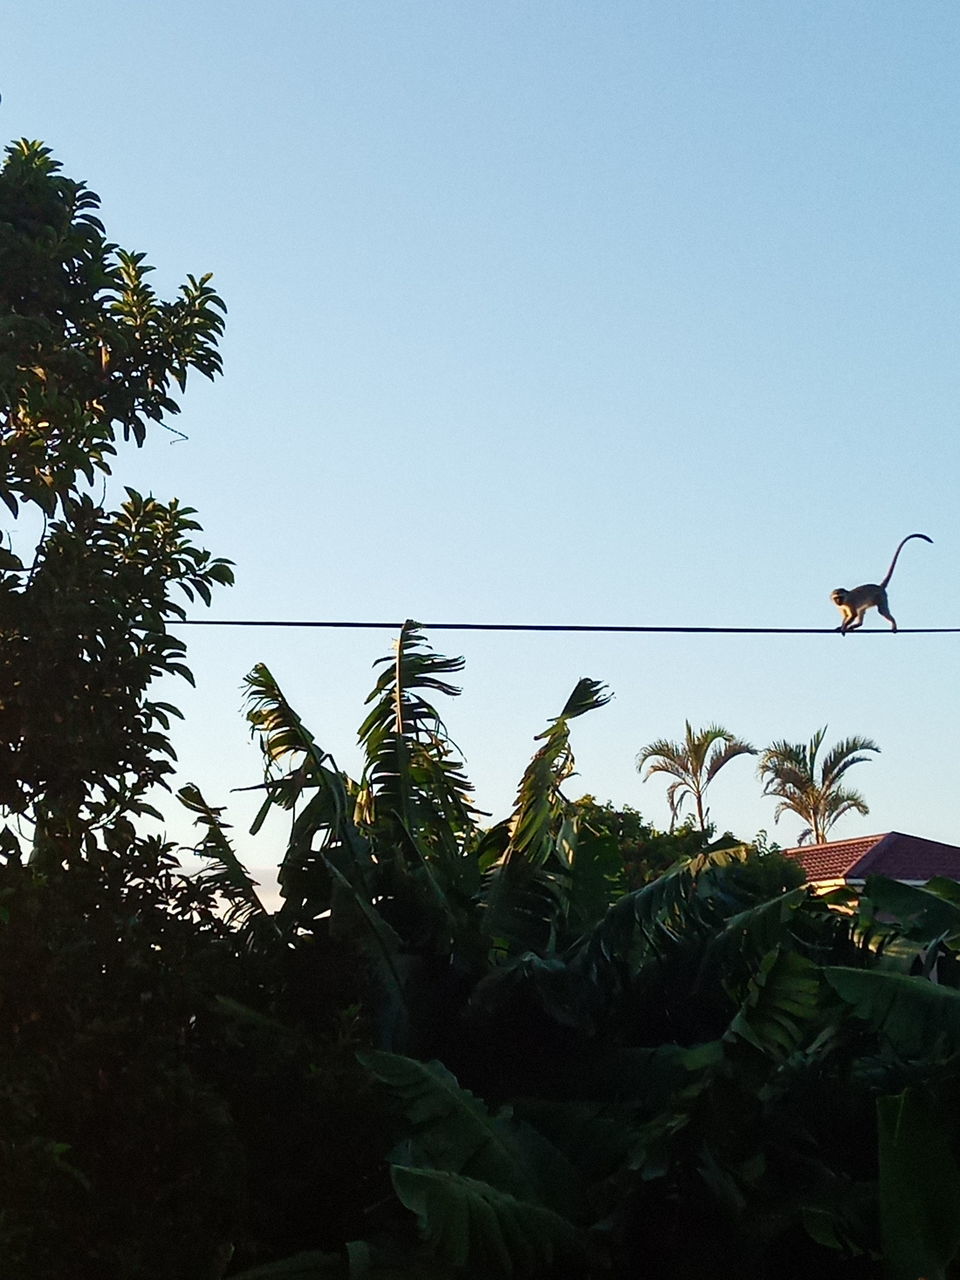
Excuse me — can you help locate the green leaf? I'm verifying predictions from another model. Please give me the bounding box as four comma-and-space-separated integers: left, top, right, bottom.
227, 1249, 344, 1278
825, 967, 960, 1057
565, 827, 624, 932
861, 874, 960, 947
481, 679, 611, 955
391, 1165, 586, 1278
244, 663, 326, 770
360, 1052, 541, 1201
322, 857, 407, 1025
878, 1088, 960, 1280
700, 885, 810, 974
726, 948, 821, 1059
178, 783, 275, 934
579, 844, 751, 976
357, 621, 479, 855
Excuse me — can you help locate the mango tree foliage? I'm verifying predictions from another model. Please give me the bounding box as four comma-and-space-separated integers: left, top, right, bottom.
0, 140, 224, 516
0, 838, 242, 1279
0, 139, 232, 865
0, 137, 239, 1278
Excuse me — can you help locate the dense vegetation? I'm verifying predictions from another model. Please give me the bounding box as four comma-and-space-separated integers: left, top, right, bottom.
3, 140, 960, 1280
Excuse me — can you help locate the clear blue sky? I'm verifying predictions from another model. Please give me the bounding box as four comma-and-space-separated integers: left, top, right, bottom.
4, 2, 959, 885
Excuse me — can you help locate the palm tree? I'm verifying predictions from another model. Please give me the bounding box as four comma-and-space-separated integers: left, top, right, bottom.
636, 721, 757, 832
758, 727, 880, 845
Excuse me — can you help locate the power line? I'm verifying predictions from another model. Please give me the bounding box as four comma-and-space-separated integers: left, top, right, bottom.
170, 619, 960, 634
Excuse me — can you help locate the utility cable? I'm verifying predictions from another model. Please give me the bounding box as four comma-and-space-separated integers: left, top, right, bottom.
170, 620, 960, 634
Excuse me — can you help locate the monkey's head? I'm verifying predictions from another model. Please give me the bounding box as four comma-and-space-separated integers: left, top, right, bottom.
831, 589, 848, 605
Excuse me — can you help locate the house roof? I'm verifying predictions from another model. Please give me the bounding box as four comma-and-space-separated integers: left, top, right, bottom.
784, 831, 960, 884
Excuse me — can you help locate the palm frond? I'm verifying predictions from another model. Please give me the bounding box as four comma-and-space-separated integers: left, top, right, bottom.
806, 726, 828, 765
759, 741, 811, 784
665, 779, 693, 824
768, 791, 810, 818
820, 790, 870, 832
761, 765, 811, 797
637, 750, 688, 781
819, 736, 880, 788
704, 737, 757, 785
685, 721, 733, 771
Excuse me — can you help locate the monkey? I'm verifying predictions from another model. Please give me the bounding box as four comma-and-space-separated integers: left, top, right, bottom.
831, 534, 933, 634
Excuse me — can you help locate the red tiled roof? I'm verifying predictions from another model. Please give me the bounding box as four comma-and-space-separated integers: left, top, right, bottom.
850, 831, 960, 880
784, 831, 960, 884
784, 834, 884, 882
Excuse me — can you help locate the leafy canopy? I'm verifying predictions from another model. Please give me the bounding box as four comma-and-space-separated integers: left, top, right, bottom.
0, 138, 233, 866
0, 135, 238, 1277
0, 138, 225, 516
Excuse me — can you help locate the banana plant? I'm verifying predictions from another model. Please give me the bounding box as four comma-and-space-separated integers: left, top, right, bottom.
480, 677, 612, 958
182, 626, 960, 1276
229, 1052, 590, 1279
180, 624, 614, 1056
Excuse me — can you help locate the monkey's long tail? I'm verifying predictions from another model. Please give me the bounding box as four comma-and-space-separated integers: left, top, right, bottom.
880, 533, 933, 588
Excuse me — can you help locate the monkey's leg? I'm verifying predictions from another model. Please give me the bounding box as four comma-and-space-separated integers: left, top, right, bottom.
876, 591, 897, 631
